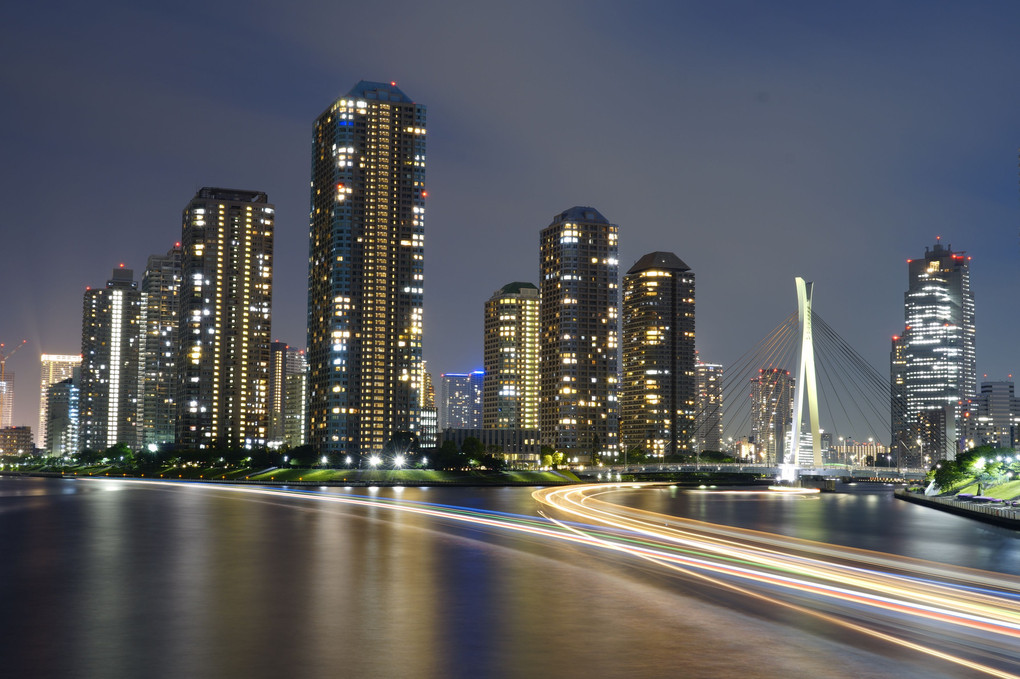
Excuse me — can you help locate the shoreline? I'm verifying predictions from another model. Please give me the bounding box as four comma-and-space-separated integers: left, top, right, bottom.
894, 489, 1020, 529
0, 469, 580, 487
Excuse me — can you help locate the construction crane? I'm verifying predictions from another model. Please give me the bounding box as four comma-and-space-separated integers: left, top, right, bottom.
0, 339, 28, 428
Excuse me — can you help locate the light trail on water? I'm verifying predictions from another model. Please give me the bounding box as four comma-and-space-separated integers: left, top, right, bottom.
86, 479, 1020, 677
533, 483, 1020, 678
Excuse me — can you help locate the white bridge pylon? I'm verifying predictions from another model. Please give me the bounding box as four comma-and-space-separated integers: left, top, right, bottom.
788, 277, 822, 470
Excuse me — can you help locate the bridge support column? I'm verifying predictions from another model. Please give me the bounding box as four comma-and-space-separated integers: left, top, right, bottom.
791, 278, 822, 468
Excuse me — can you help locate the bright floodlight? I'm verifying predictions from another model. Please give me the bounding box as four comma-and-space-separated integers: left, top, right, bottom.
369, 455, 381, 467
147, 444, 158, 453
321, 455, 328, 465
394, 455, 405, 468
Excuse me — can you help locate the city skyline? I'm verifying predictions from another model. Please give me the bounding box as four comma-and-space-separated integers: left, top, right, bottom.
3, 2, 1020, 435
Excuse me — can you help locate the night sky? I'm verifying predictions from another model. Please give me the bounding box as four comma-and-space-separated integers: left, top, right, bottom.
3, 1, 1018, 436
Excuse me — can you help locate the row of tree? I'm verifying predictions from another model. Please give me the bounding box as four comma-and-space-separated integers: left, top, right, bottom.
930, 445, 1019, 493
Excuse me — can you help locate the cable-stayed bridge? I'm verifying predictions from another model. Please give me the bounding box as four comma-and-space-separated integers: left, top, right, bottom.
694, 278, 920, 477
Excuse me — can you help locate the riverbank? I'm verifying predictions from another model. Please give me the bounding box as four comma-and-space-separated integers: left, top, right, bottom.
894, 489, 1020, 529
0, 467, 581, 487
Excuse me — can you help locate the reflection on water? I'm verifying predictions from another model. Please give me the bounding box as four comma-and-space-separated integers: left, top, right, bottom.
0, 477, 1013, 679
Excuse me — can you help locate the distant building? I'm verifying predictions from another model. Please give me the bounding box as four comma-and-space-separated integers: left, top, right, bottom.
0, 371, 13, 430
0, 426, 33, 455
539, 207, 620, 461
177, 187, 274, 450
307, 81, 426, 460
37, 354, 82, 447
438, 427, 541, 468
621, 252, 696, 458
483, 282, 540, 431
269, 342, 308, 448
140, 244, 182, 448
440, 372, 484, 430
961, 381, 1019, 451
695, 361, 724, 453
831, 440, 889, 466
45, 376, 79, 456
269, 341, 289, 444
80, 267, 145, 451
917, 407, 953, 466
419, 364, 437, 447
891, 239, 976, 461
283, 348, 308, 448
750, 368, 794, 465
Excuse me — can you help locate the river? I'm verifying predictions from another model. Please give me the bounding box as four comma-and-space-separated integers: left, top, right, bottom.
1, 477, 1017, 678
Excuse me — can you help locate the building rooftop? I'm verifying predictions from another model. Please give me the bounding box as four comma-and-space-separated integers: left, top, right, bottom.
496, 281, 538, 296
551, 206, 609, 225
627, 251, 691, 274
195, 187, 269, 204
345, 80, 414, 103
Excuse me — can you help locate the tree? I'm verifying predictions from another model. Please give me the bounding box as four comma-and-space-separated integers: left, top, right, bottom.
461, 437, 484, 460
104, 443, 135, 466
433, 440, 468, 470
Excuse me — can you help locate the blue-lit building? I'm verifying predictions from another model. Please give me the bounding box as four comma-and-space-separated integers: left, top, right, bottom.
307, 81, 427, 459
439, 371, 484, 430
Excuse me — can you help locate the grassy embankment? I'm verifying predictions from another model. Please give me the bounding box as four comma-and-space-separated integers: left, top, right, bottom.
60, 465, 579, 485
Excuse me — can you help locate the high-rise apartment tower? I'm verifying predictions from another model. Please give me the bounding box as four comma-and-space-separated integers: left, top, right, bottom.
621, 252, 695, 458
539, 207, 619, 461
307, 81, 426, 460
38, 354, 81, 446
483, 282, 540, 431
80, 267, 144, 451
140, 244, 182, 447
695, 361, 724, 453
177, 188, 274, 450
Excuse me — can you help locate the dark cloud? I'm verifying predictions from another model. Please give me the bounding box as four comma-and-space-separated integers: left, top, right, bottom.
2, 0, 1018, 436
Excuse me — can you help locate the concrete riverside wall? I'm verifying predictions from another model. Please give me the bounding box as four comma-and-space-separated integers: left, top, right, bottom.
895, 489, 1020, 530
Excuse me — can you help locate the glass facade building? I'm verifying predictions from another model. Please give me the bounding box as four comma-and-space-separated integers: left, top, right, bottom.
891, 239, 976, 461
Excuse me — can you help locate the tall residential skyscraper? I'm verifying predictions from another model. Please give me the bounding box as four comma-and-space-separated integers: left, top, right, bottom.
892, 239, 976, 461
483, 282, 540, 431
621, 252, 695, 458
140, 244, 182, 448
269, 342, 308, 447
269, 341, 290, 444
0, 372, 13, 429
80, 267, 145, 451
539, 207, 619, 460
439, 371, 484, 430
45, 375, 79, 456
284, 347, 309, 448
751, 368, 794, 465
308, 81, 426, 459
695, 361, 724, 453
38, 354, 82, 447
177, 188, 274, 450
